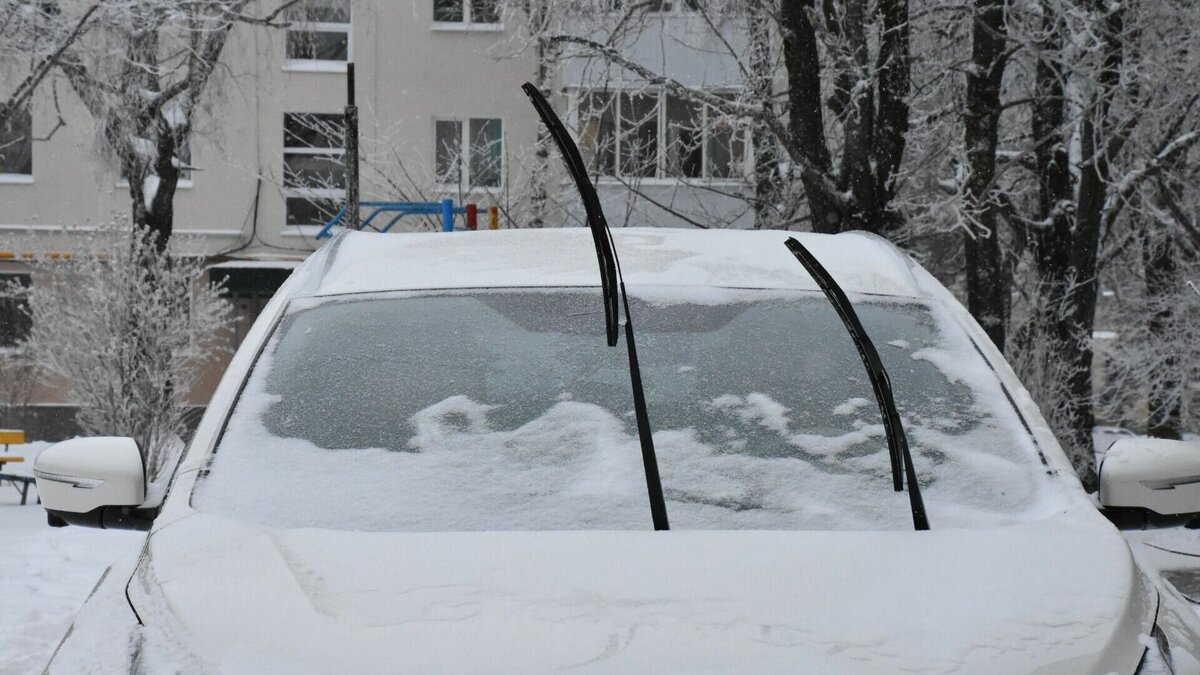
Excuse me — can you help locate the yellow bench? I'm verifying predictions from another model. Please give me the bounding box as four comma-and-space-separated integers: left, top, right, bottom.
0, 428, 26, 468
0, 430, 35, 505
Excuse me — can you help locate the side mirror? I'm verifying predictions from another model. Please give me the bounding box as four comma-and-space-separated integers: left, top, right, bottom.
1099, 438, 1200, 517
33, 437, 154, 531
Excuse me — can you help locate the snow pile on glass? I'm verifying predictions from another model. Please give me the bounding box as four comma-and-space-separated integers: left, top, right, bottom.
194, 287, 1060, 531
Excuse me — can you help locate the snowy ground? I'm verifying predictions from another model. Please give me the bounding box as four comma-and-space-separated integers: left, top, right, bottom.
0, 443, 144, 675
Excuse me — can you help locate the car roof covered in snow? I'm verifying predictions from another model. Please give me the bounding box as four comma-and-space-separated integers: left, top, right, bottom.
293, 228, 927, 299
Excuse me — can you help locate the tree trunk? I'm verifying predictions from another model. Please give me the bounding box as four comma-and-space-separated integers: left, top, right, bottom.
116, 28, 180, 251
962, 0, 1009, 349
873, 0, 910, 234
1024, 6, 1084, 485
781, 0, 910, 235
1057, 5, 1124, 489
526, 0, 555, 229
1143, 231, 1183, 439
125, 119, 182, 251
780, 0, 842, 233
748, 4, 779, 228
1022, 2, 1125, 492
837, 0, 880, 233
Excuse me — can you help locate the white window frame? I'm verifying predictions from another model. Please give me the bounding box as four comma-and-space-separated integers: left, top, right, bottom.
434, 117, 504, 192
431, 0, 503, 31
570, 88, 750, 185
283, 113, 346, 231
284, 5, 352, 72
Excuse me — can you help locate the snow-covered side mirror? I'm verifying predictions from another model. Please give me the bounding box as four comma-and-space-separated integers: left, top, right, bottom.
1099, 438, 1200, 516
34, 437, 154, 531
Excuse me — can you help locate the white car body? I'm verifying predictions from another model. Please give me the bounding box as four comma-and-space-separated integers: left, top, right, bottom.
47, 228, 1200, 673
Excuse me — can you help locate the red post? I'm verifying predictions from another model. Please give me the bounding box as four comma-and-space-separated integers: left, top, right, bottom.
465, 203, 478, 230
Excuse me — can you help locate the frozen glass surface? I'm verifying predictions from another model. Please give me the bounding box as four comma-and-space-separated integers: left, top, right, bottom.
196, 288, 1054, 531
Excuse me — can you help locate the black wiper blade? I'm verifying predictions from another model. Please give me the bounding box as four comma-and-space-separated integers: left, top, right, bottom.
522, 82, 670, 531
783, 237, 930, 531
521, 86, 619, 347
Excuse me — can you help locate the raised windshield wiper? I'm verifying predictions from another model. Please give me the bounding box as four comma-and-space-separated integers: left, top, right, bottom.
784, 237, 930, 531
522, 83, 670, 531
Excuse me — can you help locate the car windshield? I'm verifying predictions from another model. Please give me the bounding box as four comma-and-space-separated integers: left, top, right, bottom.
194, 287, 1058, 531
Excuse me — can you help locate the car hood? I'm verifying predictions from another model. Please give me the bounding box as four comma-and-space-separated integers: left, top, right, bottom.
129, 513, 1153, 674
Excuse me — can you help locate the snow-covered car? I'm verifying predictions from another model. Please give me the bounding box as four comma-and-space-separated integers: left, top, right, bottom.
34, 90, 1200, 673
33, 225, 1200, 673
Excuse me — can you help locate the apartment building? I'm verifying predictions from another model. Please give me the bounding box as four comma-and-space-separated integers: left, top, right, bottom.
0, 0, 752, 434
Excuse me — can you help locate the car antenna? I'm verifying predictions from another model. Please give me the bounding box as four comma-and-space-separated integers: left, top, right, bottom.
521, 83, 669, 531
784, 237, 930, 531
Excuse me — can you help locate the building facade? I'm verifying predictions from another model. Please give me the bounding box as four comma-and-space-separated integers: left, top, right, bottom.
0, 0, 754, 435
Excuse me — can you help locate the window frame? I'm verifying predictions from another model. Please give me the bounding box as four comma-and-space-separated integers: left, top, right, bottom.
434, 116, 505, 191
282, 112, 347, 230
0, 105, 33, 183
284, 2, 352, 72
571, 87, 749, 185
0, 272, 31, 350
431, 0, 503, 31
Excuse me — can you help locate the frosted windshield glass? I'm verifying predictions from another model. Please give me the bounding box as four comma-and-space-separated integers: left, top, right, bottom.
194, 288, 1056, 531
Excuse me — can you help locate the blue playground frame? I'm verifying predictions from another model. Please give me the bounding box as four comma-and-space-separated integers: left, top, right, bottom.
315, 199, 471, 239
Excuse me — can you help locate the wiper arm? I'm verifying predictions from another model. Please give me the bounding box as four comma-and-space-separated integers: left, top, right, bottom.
522, 83, 670, 531
784, 237, 930, 531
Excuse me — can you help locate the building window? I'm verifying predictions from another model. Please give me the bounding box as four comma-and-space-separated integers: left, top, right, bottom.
0, 106, 32, 179
603, 0, 704, 13
285, 0, 351, 68
576, 90, 746, 181
283, 113, 346, 227
435, 118, 503, 189
209, 266, 294, 348
0, 274, 31, 349
433, 0, 501, 25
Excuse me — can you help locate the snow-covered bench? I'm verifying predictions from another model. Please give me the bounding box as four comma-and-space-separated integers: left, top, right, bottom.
0, 431, 35, 505
0, 455, 35, 505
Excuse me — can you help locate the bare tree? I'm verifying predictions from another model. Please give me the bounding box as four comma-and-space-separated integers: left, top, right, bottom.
19, 225, 231, 481
45, 0, 299, 248
1009, 0, 1200, 486
780, 0, 913, 234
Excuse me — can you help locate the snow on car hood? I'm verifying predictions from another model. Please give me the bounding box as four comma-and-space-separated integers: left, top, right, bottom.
129, 513, 1152, 674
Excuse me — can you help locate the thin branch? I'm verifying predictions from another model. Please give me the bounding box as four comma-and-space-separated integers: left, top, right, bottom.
227, 0, 305, 27
0, 3, 98, 119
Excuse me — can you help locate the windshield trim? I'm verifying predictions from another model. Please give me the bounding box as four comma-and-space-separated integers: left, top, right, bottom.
293, 283, 927, 304
188, 295, 292, 510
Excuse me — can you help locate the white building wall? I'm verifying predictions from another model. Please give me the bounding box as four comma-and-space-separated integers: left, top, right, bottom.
0, 2, 754, 256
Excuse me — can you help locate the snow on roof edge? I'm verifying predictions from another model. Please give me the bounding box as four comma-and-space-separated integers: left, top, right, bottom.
207, 259, 303, 270
292, 228, 928, 300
